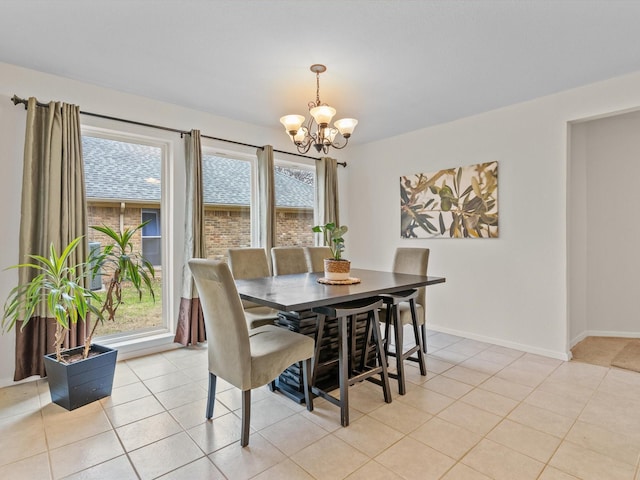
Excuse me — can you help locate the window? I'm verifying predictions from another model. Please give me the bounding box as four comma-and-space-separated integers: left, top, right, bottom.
274, 161, 315, 246
200, 152, 316, 257
82, 133, 165, 339
202, 153, 252, 261
141, 208, 161, 266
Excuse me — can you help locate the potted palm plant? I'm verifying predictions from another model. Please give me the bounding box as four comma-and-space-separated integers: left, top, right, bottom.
2, 222, 155, 410
85, 223, 156, 352
312, 222, 351, 280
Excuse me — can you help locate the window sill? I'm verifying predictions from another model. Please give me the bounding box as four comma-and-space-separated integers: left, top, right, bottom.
95, 330, 182, 361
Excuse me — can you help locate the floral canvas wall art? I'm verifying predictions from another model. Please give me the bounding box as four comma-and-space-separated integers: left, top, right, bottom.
401, 161, 498, 238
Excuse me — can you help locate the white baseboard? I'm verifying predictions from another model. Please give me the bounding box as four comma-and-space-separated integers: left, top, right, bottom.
429, 323, 571, 361
570, 329, 640, 348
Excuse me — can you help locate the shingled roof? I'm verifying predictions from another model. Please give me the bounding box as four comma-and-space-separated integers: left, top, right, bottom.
82, 136, 314, 208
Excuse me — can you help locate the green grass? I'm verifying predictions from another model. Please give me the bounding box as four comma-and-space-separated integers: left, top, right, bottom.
93, 278, 163, 337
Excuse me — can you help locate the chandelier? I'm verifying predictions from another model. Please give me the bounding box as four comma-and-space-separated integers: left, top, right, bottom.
280, 64, 358, 154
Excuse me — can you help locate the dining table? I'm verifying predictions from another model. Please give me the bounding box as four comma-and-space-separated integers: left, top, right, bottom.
234, 268, 446, 402
235, 268, 446, 312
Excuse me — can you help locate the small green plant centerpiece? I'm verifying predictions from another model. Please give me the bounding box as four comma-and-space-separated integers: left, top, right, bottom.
2, 222, 155, 410
312, 222, 351, 281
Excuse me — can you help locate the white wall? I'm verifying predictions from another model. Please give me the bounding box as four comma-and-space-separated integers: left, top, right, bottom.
3, 61, 640, 384
0, 61, 305, 386
568, 122, 588, 344
570, 111, 640, 342
343, 71, 640, 359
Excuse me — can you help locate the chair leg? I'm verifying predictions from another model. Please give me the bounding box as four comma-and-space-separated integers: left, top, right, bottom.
240, 389, 251, 447
421, 323, 427, 353
392, 306, 407, 395
371, 308, 392, 404
383, 306, 392, 360
410, 300, 427, 376
311, 313, 326, 386
349, 314, 357, 376
268, 380, 276, 392
206, 372, 217, 419
302, 358, 314, 412
360, 315, 374, 371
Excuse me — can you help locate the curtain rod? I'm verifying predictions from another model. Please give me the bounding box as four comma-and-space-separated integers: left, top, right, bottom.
10, 95, 347, 167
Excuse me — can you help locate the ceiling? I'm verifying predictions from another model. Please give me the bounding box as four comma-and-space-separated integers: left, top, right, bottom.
2, 0, 640, 145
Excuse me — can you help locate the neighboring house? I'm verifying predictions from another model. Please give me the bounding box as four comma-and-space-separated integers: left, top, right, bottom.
83, 136, 314, 264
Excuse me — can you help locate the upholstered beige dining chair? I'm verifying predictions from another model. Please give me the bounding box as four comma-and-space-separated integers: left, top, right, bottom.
390, 247, 430, 350
188, 259, 314, 447
303, 246, 332, 272
271, 246, 308, 275
227, 248, 279, 329
378, 247, 430, 394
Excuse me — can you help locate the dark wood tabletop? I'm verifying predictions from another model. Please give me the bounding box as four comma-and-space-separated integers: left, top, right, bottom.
234, 268, 446, 311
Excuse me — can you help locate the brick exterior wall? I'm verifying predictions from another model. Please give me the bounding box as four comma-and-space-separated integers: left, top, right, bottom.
276, 210, 315, 247
87, 203, 315, 264
87, 204, 144, 254
205, 207, 251, 260
203, 206, 315, 260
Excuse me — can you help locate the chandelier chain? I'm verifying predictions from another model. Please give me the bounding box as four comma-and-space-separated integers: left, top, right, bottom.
315, 71, 321, 107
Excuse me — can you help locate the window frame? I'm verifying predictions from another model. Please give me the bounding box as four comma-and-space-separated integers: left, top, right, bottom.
201, 144, 258, 249
273, 156, 316, 247
81, 126, 174, 352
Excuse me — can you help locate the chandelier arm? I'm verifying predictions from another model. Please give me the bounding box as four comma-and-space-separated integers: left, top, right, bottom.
295, 141, 313, 154
305, 115, 316, 133
329, 136, 349, 150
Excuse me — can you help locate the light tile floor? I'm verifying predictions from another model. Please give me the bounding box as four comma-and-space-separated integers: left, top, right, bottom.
1, 330, 640, 479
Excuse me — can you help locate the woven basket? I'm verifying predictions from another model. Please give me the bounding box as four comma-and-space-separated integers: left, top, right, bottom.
323, 258, 351, 281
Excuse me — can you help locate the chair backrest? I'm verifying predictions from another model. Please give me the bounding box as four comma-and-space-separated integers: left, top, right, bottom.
228, 248, 271, 309
393, 248, 430, 317
228, 248, 271, 279
304, 246, 332, 272
188, 259, 251, 390
271, 247, 308, 275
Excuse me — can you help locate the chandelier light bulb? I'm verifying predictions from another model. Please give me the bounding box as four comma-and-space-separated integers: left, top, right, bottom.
323, 127, 338, 143
293, 127, 307, 144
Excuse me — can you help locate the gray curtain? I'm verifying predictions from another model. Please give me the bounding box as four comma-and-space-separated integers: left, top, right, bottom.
314, 157, 340, 245
174, 130, 206, 346
15, 97, 88, 380
255, 145, 276, 254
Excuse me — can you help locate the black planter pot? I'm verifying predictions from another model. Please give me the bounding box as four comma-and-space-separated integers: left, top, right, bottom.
43, 344, 118, 411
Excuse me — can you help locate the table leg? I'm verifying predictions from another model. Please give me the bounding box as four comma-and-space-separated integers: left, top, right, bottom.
338, 314, 349, 426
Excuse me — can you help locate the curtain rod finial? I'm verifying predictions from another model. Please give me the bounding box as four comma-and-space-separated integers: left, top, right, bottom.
11, 95, 27, 109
